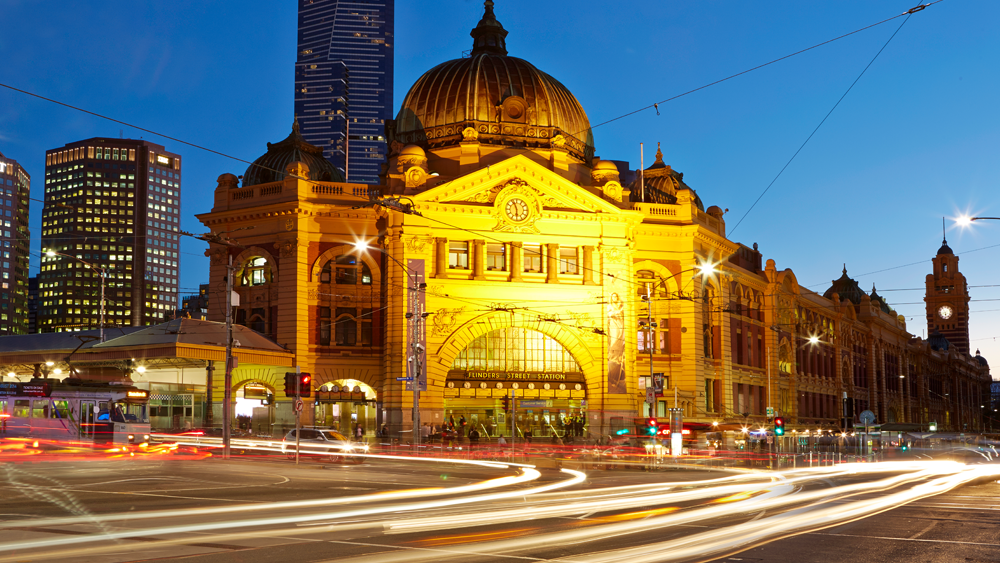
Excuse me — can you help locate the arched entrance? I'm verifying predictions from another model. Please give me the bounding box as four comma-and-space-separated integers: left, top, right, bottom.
235, 381, 274, 436
443, 327, 589, 441
315, 380, 377, 438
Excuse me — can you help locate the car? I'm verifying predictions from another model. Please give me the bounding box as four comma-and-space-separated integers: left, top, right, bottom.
281, 428, 368, 464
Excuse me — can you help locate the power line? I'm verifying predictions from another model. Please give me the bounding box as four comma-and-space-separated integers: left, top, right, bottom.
728, 10, 917, 235
568, 3, 938, 140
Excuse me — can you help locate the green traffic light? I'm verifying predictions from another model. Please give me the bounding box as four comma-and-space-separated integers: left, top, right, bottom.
775, 428, 784, 436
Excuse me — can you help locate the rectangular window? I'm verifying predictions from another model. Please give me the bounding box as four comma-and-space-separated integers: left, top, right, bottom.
32, 400, 49, 419
13, 400, 29, 418
448, 241, 469, 269
486, 243, 506, 271
523, 244, 543, 273
360, 308, 373, 346
319, 307, 331, 345
559, 247, 578, 274
50, 400, 70, 419
335, 307, 357, 346
637, 328, 652, 352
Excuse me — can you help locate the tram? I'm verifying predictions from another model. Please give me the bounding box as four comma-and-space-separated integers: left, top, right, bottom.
0, 379, 151, 444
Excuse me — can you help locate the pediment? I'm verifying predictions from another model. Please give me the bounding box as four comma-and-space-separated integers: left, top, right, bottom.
414, 155, 622, 215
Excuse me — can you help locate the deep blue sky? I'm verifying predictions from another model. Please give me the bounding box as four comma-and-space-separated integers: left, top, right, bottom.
2, 0, 999, 365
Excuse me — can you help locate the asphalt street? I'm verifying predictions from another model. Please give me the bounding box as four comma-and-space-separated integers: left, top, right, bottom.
0, 452, 997, 563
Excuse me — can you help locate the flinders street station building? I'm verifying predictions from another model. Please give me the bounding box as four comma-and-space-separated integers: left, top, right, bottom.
196, 2, 991, 442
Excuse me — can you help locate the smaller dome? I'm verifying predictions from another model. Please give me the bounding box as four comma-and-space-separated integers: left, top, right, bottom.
937, 237, 954, 255
628, 143, 704, 210
975, 349, 988, 367
927, 330, 951, 352
707, 205, 724, 219
824, 265, 867, 304
399, 144, 426, 157
243, 120, 343, 186
593, 159, 618, 172
869, 284, 893, 314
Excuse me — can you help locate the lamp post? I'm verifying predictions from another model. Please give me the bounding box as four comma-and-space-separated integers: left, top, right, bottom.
45, 250, 106, 343
354, 241, 427, 446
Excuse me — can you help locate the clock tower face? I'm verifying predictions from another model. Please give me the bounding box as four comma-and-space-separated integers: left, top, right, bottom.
505, 197, 530, 222
937, 305, 953, 320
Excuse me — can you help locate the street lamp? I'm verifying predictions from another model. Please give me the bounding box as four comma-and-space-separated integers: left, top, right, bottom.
45, 249, 107, 342
956, 216, 1000, 226
354, 239, 428, 447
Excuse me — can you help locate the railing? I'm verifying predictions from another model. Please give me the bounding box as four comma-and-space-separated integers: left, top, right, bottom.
633, 203, 680, 218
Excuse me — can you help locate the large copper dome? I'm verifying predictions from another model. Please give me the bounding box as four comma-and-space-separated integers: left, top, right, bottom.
392, 1, 595, 162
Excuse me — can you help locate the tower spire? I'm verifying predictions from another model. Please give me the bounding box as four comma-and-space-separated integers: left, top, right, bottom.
942, 216, 946, 244
470, 0, 509, 56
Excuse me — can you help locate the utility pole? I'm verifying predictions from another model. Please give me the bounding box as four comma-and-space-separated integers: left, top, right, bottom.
295, 365, 301, 465
223, 254, 234, 459
179, 226, 253, 460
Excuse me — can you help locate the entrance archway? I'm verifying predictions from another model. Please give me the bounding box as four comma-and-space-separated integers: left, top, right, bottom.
443, 327, 589, 441
235, 381, 274, 436
315, 380, 377, 439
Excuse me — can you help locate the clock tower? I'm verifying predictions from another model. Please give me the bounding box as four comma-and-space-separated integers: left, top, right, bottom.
925, 235, 971, 354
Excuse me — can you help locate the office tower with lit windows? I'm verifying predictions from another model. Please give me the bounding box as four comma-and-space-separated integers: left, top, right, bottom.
294, 0, 394, 184
0, 150, 30, 335
38, 138, 181, 332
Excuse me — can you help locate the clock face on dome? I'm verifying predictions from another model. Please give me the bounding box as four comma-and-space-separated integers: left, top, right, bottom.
505, 198, 529, 222
938, 305, 953, 320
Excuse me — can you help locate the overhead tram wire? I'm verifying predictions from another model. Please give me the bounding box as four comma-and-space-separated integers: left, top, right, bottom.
565, 3, 939, 141
728, 7, 923, 236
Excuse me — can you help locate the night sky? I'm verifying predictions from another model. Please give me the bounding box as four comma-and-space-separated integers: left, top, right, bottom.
1, 0, 998, 364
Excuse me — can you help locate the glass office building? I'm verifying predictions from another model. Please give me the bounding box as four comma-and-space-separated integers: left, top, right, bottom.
0, 150, 30, 335
38, 139, 181, 332
294, 0, 394, 184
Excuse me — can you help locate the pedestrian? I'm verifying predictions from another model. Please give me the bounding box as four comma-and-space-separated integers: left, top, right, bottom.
458, 415, 467, 436
468, 427, 480, 449
355, 424, 364, 441
497, 434, 507, 446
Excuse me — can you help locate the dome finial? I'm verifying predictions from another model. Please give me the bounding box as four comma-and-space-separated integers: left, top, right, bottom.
843, 263, 847, 275
470, 0, 509, 56
654, 142, 664, 164
292, 117, 301, 135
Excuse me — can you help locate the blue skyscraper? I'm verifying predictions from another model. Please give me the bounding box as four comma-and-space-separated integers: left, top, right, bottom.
294, 0, 394, 184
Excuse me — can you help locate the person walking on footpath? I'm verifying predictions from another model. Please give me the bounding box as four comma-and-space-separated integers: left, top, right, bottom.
468, 427, 480, 451
355, 424, 364, 441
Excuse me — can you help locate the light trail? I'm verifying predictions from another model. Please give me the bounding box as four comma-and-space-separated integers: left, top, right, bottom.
330, 461, 982, 563
0, 468, 583, 555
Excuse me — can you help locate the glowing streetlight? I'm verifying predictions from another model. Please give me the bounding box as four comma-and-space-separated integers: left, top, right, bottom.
6, 372, 14, 378
698, 260, 717, 278
957, 216, 1000, 226
53, 368, 62, 375
136, 366, 147, 374
808, 336, 820, 345
45, 361, 54, 367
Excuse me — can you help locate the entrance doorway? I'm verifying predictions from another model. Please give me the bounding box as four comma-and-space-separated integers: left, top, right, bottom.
315, 380, 377, 439
235, 382, 274, 437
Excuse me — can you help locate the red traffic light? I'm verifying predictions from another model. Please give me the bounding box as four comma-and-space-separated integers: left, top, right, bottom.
300, 374, 312, 385
647, 417, 658, 427
774, 417, 784, 426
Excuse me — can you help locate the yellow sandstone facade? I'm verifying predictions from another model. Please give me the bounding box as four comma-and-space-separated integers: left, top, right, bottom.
197, 2, 989, 440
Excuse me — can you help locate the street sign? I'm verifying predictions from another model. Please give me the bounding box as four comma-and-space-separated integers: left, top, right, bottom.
766, 435, 773, 444
293, 399, 304, 413
645, 388, 655, 406
859, 410, 876, 425
652, 373, 664, 394
766, 406, 774, 418
929, 421, 938, 432
396, 377, 413, 381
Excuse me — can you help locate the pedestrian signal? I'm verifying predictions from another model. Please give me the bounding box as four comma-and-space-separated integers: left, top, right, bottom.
774, 416, 785, 436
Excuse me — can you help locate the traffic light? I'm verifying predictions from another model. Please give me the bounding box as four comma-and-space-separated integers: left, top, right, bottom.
501, 396, 510, 412
298, 373, 312, 398
283, 372, 297, 396
774, 416, 785, 436
646, 417, 658, 436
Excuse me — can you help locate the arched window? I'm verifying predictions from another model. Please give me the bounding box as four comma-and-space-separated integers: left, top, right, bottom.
243, 257, 269, 287
637, 270, 656, 297
335, 255, 357, 284
322, 255, 373, 285
452, 328, 581, 373
249, 307, 266, 334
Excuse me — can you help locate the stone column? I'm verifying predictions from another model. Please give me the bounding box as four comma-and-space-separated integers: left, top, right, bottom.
472, 240, 486, 281
434, 238, 448, 279
510, 242, 523, 282
546, 243, 559, 284
582, 246, 595, 285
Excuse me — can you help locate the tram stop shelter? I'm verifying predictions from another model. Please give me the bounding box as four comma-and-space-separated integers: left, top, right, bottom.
0, 318, 294, 434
